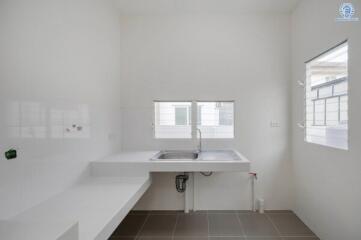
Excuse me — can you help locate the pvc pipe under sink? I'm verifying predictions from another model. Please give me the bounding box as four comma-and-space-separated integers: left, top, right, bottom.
184, 172, 196, 213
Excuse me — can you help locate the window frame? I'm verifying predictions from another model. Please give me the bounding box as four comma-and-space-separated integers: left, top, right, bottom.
153, 100, 235, 140
303, 40, 349, 150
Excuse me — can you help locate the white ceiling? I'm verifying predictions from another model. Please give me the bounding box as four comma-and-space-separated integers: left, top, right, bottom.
114, 0, 301, 15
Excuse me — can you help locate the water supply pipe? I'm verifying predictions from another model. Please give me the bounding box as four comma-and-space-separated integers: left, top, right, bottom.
249, 172, 258, 212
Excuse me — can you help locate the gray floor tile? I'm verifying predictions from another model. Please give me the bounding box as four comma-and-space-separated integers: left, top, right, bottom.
267, 214, 315, 236
208, 214, 243, 236
265, 210, 293, 214
237, 210, 256, 214
111, 211, 319, 240
108, 237, 135, 240
129, 210, 149, 215
174, 238, 208, 240
112, 214, 148, 237
238, 214, 279, 237
245, 238, 281, 240
208, 210, 237, 214
174, 213, 208, 237
150, 210, 182, 215
180, 210, 208, 215
138, 214, 177, 237
137, 237, 172, 240
282, 237, 319, 240
210, 237, 245, 240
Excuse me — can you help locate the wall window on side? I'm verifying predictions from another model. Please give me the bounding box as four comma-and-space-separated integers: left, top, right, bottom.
305, 41, 348, 150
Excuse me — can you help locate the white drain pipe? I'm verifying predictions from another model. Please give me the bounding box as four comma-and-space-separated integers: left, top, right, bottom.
249, 172, 257, 212
184, 172, 195, 213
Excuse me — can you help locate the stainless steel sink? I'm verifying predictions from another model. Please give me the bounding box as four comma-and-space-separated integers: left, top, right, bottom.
150, 150, 244, 162
151, 151, 199, 160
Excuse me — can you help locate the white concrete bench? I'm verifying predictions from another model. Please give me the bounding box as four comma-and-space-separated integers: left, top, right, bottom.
0, 176, 151, 240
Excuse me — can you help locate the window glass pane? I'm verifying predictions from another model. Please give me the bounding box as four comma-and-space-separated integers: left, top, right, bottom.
340, 96, 348, 123
154, 102, 191, 138
334, 81, 348, 95
197, 105, 202, 125
309, 90, 318, 100
305, 42, 348, 150
318, 86, 333, 98
219, 103, 233, 126
175, 107, 188, 125
314, 100, 325, 125
196, 101, 234, 138
326, 97, 339, 126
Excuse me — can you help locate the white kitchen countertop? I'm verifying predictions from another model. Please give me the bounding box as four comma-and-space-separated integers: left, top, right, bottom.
91, 150, 251, 174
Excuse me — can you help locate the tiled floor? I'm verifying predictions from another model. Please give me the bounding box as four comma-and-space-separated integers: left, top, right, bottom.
109, 210, 319, 240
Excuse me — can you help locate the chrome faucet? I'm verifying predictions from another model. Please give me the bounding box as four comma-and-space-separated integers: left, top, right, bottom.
197, 128, 202, 153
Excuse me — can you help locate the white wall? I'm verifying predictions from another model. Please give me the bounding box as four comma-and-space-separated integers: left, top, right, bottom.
119, 14, 294, 210
291, 1, 361, 239
0, 0, 122, 219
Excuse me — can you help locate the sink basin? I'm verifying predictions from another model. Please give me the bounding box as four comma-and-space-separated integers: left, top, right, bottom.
151, 151, 199, 160
150, 150, 243, 162
198, 150, 242, 161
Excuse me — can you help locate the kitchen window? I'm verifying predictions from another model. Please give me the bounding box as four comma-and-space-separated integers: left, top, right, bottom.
154, 102, 192, 139
153, 101, 234, 139
197, 101, 234, 139
305, 41, 348, 150
175, 106, 190, 125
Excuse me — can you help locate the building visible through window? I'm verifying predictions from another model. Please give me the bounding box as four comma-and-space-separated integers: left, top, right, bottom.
305, 42, 348, 150
154, 102, 192, 139
175, 106, 190, 126
154, 101, 234, 139
197, 101, 234, 139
